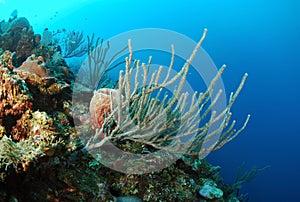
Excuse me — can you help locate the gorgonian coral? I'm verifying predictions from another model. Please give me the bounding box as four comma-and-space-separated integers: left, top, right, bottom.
86, 29, 250, 157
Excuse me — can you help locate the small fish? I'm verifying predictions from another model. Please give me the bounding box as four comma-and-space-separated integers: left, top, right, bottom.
8, 9, 17, 22
10, 9, 18, 19
43, 146, 56, 156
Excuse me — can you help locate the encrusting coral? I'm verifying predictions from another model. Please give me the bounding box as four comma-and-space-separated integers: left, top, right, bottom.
0, 50, 15, 71
0, 58, 33, 122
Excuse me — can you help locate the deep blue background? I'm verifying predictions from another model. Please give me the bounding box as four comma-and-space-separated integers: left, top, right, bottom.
1, 0, 300, 201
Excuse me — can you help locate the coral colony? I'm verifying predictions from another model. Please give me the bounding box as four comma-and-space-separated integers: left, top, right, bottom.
0, 15, 251, 201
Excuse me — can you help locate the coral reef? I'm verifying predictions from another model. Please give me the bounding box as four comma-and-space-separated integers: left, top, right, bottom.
12, 53, 72, 112
0, 62, 33, 135
0, 17, 33, 66
0, 15, 251, 202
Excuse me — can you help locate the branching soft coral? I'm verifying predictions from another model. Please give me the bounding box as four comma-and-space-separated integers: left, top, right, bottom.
87, 29, 250, 157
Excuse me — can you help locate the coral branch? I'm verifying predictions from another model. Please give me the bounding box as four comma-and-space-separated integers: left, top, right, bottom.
87, 29, 250, 157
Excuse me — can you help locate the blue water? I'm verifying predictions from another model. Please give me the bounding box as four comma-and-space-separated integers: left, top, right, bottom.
1, 0, 300, 201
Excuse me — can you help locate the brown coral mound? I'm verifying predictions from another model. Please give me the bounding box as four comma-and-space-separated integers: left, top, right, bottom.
0, 17, 33, 65
17, 54, 48, 77
0, 49, 72, 140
